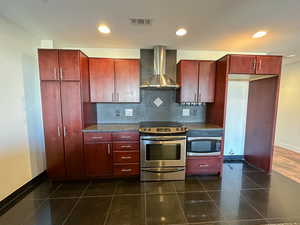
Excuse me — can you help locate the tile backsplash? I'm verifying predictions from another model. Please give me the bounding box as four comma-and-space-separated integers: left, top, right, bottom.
97, 89, 206, 123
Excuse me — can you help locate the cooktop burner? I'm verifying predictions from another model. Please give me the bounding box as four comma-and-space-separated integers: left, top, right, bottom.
139, 121, 187, 134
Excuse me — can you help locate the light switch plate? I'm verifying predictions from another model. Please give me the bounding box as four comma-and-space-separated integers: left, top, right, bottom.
125, 108, 133, 117
182, 108, 190, 117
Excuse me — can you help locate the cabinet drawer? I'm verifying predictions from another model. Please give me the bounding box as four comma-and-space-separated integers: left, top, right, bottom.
84, 132, 111, 143
113, 164, 139, 177
113, 151, 139, 163
112, 132, 139, 141
186, 157, 221, 175
113, 142, 139, 151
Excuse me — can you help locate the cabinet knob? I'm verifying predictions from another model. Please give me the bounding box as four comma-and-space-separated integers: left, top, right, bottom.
121, 169, 132, 172
121, 156, 132, 159
107, 144, 111, 155
199, 164, 209, 167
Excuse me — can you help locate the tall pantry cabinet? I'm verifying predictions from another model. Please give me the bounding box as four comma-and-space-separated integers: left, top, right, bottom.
38, 49, 96, 179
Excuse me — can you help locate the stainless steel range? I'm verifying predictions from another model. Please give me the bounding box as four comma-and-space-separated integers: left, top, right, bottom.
139, 121, 188, 181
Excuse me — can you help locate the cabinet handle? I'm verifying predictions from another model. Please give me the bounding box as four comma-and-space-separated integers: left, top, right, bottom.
253, 59, 256, 71
57, 126, 61, 136
107, 144, 111, 155
194, 93, 197, 102
63, 126, 67, 137
121, 169, 132, 172
91, 136, 103, 139
54, 68, 58, 80
117, 93, 119, 102
60, 68, 63, 80
198, 93, 202, 103
199, 164, 209, 167
121, 136, 131, 139
259, 59, 262, 71
121, 145, 132, 148
121, 156, 132, 159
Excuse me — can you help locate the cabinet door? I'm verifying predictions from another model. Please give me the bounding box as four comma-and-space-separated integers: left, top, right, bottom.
60, 81, 84, 178
114, 59, 140, 102
256, 56, 282, 75
89, 58, 115, 102
84, 143, 113, 177
178, 60, 199, 102
198, 61, 216, 102
229, 55, 256, 74
38, 49, 59, 81
59, 50, 80, 81
40, 82, 66, 178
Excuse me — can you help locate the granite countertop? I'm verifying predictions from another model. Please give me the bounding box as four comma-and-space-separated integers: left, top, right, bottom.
82, 123, 140, 132
82, 122, 223, 132
183, 122, 223, 130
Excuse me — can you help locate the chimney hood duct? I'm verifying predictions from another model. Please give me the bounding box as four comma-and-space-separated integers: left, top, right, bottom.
141, 46, 179, 88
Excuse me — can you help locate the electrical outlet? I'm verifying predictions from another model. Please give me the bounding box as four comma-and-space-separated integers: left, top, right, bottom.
125, 108, 133, 117
182, 109, 190, 117
115, 110, 121, 117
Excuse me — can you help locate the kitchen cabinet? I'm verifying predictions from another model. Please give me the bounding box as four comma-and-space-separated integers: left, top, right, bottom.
38, 49, 59, 81
177, 60, 216, 103
83, 131, 140, 178
114, 59, 140, 102
255, 55, 282, 75
40, 82, 66, 178
39, 49, 81, 81
89, 58, 115, 102
84, 143, 113, 177
228, 55, 282, 75
39, 49, 96, 179
89, 58, 140, 103
186, 156, 221, 175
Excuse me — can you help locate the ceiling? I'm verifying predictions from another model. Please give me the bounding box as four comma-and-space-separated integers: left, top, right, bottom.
1, 0, 300, 61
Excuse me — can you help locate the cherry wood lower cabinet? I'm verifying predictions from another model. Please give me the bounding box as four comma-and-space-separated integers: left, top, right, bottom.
83, 131, 140, 178
84, 143, 113, 177
186, 156, 222, 175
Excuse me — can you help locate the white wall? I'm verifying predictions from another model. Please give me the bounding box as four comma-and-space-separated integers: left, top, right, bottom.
224, 81, 249, 156
0, 17, 45, 201
275, 61, 300, 153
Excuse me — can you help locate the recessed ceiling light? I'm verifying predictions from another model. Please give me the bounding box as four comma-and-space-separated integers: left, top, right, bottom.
98, 25, 111, 34
176, 28, 187, 36
252, 31, 267, 38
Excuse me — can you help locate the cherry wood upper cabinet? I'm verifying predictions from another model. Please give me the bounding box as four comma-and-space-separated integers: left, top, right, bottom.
38, 49, 59, 81
60, 81, 84, 179
89, 58, 115, 102
40, 81, 66, 178
177, 60, 199, 102
177, 60, 215, 103
228, 55, 282, 75
89, 58, 140, 103
114, 59, 140, 103
198, 61, 216, 103
229, 55, 256, 74
256, 55, 282, 75
59, 50, 80, 81
84, 143, 113, 177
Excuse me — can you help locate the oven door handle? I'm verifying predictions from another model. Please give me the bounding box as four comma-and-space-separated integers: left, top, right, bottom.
141, 138, 186, 141
141, 168, 185, 173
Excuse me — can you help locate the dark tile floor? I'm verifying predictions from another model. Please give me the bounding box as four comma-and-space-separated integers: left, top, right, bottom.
1, 162, 300, 225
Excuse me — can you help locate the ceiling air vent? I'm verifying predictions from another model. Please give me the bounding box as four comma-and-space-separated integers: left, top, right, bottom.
130, 18, 152, 26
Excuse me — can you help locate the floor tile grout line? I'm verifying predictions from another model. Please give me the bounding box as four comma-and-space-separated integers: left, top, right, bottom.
173, 183, 189, 224
61, 181, 91, 225
239, 190, 266, 220
103, 182, 117, 225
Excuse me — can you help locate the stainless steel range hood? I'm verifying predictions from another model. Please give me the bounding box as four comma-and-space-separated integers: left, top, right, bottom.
141, 46, 179, 88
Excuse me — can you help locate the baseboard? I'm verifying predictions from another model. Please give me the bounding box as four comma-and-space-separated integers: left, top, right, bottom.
224, 155, 244, 161
0, 171, 47, 215
275, 142, 300, 153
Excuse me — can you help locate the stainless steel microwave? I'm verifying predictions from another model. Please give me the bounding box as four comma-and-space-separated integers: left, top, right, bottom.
187, 136, 222, 156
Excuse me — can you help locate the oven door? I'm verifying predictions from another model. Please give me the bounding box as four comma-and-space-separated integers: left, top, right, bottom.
187, 137, 222, 156
140, 136, 186, 167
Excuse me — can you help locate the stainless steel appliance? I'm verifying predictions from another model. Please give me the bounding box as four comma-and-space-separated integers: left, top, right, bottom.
139, 122, 188, 181
187, 130, 223, 156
